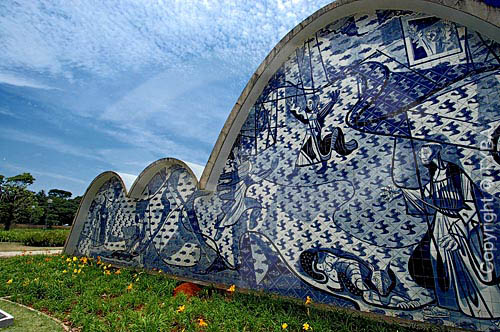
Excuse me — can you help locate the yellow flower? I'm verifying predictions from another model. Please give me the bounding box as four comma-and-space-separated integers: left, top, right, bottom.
104, 270, 111, 275
305, 296, 312, 305
73, 257, 77, 262
77, 269, 82, 274
66, 258, 71, 263
63, 270, 67, 274
115, 269, 121, 275
6, 279, 12, 284
108, 264, 112, 268
73, 269, 78, 274
303, 323, 310, 331
282, 323, 288, 329
80, 257, 88, 264
227, 284, 236, 293
127, 283, 133, 291
198, 318, 208, 327
176, 305, 185, 313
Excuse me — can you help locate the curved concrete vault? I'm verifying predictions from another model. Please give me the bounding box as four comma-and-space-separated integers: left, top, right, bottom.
65, 0, 500, 329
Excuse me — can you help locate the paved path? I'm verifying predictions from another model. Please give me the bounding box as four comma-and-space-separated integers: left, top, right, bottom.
0, 249, 62, 257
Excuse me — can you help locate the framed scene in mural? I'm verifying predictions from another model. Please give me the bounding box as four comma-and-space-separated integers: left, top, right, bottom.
401, 15, 463, 66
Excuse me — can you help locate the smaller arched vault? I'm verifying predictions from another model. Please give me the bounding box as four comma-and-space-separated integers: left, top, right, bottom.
65, 1, 500, 330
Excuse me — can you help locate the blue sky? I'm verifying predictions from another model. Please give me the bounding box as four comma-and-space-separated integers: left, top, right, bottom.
0, 0, 331, 196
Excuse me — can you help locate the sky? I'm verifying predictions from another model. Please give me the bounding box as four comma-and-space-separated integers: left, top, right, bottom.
0, 0, 332, 197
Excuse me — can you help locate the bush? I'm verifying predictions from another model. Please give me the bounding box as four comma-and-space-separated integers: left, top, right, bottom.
0, 229, 69, 247
0, 230, 25, 243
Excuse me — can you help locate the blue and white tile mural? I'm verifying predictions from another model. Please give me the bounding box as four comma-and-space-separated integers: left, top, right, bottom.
67, 10, 500, 331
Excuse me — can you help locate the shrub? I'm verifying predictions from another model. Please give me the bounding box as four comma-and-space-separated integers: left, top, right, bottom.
0, 230, 26, 243
0, 229, 69, 247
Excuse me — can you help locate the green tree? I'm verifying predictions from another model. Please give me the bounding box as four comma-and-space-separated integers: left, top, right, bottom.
44, 190, 80, 227
48, 189, 72, 199
35, 189, 65, 228
0, 173, 36, 230
34, 190, 48, 226
68, 195, 82, 224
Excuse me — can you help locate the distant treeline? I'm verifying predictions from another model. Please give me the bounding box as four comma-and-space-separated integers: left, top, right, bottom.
0, 173, 81, 230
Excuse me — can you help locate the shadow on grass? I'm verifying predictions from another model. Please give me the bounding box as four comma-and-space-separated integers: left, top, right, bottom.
0, 299, 64, 332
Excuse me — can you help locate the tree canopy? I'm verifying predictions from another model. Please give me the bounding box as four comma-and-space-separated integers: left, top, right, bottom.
0, 172, 81, 230
48, 189, 72, 199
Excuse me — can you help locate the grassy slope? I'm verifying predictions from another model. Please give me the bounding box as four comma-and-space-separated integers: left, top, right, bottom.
0, 255, 445, 332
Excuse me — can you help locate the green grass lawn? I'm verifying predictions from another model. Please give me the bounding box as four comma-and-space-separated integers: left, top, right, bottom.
0, 255, 445, 332
0, 299, 64, 332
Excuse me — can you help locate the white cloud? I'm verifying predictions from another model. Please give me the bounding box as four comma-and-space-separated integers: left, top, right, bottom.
98, 57, 237, 154
0, 72, 57, 90
0, 128, 104, 162
116, 172, 137, 190
0, 107, 17, 117
184, 161, 205, 180
96, 124, 211, 165
1, 161, 87, 185
0, 0, 332, 80
32, 169, 88, 185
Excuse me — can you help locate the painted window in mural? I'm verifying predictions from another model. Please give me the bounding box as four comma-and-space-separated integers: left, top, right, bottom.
71, 10, 500, 331
402, 15, 462, 65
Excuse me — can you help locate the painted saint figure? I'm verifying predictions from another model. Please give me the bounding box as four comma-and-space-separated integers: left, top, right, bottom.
299, 248, 421, 309
290, 91, 358, 173
400, 144, 500, 318
91, 184, 118, 247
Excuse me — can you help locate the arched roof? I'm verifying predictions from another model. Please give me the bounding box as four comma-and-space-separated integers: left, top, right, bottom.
64, 158, 198, 251
198, 0, 500, 191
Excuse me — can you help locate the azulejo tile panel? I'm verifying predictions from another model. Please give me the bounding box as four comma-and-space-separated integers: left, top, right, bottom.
69, 10, 500, 331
